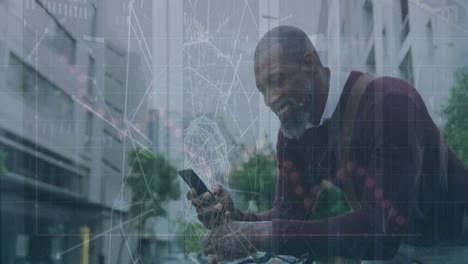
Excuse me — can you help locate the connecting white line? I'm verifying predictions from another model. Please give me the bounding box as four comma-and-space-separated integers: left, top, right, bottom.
57, 209, 153, 257
83, 35, 105, 43
72, 96, 149, 150
184, 66, 223, 94
130, 7, 153, 61
58, 0, 279, 260
28, 28, 48, 59
128, 76, 156, 124
130, 22, 153, 74
244, 0, 259, 30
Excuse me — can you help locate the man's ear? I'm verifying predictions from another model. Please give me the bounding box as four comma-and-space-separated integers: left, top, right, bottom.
303, 52, 320, 73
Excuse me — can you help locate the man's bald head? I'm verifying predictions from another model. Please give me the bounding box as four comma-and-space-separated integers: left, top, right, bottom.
254, 26, 321, 73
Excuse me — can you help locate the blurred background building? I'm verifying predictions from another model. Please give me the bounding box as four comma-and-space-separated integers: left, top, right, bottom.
0, 0, 150, 263
316, 0, 468, 126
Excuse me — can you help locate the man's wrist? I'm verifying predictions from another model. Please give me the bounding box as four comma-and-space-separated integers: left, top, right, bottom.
250, 221, 273, 252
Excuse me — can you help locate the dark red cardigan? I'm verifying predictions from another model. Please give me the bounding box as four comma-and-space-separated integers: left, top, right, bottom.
236, 71, 468, 260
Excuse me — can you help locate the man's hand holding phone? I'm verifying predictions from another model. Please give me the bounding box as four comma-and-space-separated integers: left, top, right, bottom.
187, 184, 237, 229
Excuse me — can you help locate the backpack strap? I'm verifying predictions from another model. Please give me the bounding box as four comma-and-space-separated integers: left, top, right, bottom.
339, 72, 378, 211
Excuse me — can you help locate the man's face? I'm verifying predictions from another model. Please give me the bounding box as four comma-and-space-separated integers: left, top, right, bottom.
255, 44, 316, 139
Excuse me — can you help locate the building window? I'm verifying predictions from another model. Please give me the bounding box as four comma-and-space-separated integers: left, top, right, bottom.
8, 53, 74, 126
340, 20, 351, 71
382, 27, 388, 59
426, 20, 434, 57
400, 0, 409, 21
90, 3, 98, 37
366, 44, 376, 73
318, 0, 328, 34
105, 100, 123, 115
35, 0, 76, 64
363, 0, 374, 40
87, 56, 96, 99
47, 21, 76, 64
400, 0, 410, 43
102, 159, 121, 174
7, 54, 35, 100
443, 6, 458, 21
148, 109, 160, 153
103, 129, 123, 146
84, 111, 93, 152
399, 49, 414, 85
1, 142, 87, 194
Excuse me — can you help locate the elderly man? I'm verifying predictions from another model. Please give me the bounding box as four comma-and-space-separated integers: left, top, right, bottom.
188, 26, 468, 263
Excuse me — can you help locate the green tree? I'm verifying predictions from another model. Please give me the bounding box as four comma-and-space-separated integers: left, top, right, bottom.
123, 148, 180, 261
19, 73, 30, 95
442, 67, 468, 166
229, 143, 277, 212
176, 220, 208, 255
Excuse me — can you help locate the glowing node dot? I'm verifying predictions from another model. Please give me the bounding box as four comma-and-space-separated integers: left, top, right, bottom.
396, 215, 406, 225
374, 188, 384, 199
336, 167, 346, 181
311, 185, 321, 195
79, 74, 87, 82
277, 168, 283, 176
380, 200, 391, 209
365, 178, 375, 188
303, 197, 314, 208
283, 160, 293, 169
346, 161, 356, 172
294, 186, 304, 196
289, 171, 299, 183
356, 167, 366, 177
175, 128, 183, 139
389, 207, 398, 217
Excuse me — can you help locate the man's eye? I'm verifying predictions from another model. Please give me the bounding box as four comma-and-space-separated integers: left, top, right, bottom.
269, 75, 285, 87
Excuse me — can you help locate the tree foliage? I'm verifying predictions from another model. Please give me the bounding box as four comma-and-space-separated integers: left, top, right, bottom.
442, 67, 468, 166
229, 143, 277, 212
126, 148, 180, 231
176, 220, 208, 254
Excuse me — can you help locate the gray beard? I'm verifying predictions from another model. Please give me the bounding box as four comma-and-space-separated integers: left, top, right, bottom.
280, 107, 310, 139
278, 81, 314, 139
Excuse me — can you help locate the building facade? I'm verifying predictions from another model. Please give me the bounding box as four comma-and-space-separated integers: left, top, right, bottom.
0, 0, 150, 263
316, 0, 468, 125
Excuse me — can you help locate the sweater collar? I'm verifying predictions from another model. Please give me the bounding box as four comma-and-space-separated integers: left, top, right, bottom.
305, 71, 351, 129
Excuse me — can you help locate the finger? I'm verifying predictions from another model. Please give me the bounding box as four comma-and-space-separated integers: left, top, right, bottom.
213, 186, 230, 204
186, 188, 198, 200
213, 203, 222, 212
195, 202, 222, 214
212, 184, 223, 196
191, 197, 206, 209
191, 194, 215, 209
201, 191, 212, 201
223, 211, 232, 224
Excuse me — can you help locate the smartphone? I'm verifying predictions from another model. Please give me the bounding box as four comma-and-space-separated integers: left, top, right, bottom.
178, 169, 210, 195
